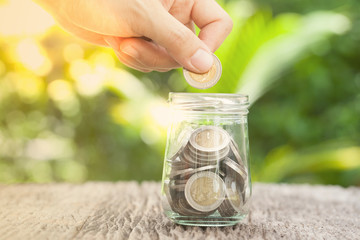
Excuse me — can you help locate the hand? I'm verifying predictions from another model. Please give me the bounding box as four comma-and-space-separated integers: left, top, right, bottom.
35, 0, 233, 73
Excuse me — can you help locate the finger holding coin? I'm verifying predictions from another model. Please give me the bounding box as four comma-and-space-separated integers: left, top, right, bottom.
183, 53, 222, 89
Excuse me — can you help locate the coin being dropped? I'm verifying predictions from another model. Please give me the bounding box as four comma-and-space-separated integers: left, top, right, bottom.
183, 53, 222, 89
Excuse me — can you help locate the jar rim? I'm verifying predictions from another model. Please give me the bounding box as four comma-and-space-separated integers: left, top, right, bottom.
169, 92, 248, 99
169, 92, 249, 114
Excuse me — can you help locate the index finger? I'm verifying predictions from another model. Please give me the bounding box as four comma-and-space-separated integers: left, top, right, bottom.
191, 0, 233, 51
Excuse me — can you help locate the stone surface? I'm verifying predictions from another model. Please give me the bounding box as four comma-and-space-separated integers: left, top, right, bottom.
0, 182, 359, 240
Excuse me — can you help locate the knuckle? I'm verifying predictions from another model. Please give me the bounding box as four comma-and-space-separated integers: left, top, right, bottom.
223, 15, 233, 34
161, 0, 175, 10
173, 0, 193, 9
168, 27, 191, 46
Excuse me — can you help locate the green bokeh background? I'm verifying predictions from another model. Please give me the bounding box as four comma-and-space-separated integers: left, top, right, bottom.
0, 0, 359, 185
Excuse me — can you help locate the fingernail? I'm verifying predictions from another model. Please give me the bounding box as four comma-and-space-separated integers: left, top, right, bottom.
190, 49, 213, 73
120, 45, 138, 58
103, 36, 120, 52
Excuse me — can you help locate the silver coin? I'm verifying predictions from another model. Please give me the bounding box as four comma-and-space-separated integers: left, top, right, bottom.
167, 127, 192, 160
183, 53, 222, 89
219, 170, 226, 177
218, 199, 233, 217
169, 167, 194, 179
180, 148, 218, 167
170, 183, 186, 191
218, 176, 245, 217
164, 181, 176, 212
169, 186, 185, 211
189, 126, 230, 153
221, 157, 247, 184
170, 156, 192, 171
224, 177, 244, 211
171, 196, 186, 215
184, 171, 225, 212
181, 149, 217, 166
179, 149, 199, 167
180, 146, 196, 162
229, 138, 244, 166
186, 165, 218, 177
242, 179, 250, 205
188, 145, 230, 162
187, 141, 229, 155
170, 164, 218, 180
176, 198, 215, 216
183, 151, 219, 168
173, 179, 188, 185
173, 199, 194, 216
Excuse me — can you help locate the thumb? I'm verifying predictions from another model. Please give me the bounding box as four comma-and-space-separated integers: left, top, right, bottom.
145, 11, 214, 73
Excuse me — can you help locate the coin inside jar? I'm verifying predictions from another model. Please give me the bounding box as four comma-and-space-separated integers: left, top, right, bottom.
183, 53, 222, 89
189, 126, 230, 153
184, 171, 225, 212
218, 181, 247, 217
222, 177, 244, 214
167, 127, 192, 161
229, 138, 243, 166
222, 157, 247, 183
188, 145, 230, 161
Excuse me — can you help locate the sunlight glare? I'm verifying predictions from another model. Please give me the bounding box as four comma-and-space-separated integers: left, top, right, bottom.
47, 79, 74, 102
16, 38, 52, 76
13, 75, 44, 103
149, 101, 171, 128
0, 0, 55, 36
63, 44, 84, 62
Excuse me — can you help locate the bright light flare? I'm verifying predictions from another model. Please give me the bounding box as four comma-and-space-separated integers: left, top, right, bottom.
16, 38, 52, 76
47, 79, 80, 116
63, 44, 84, 62
69, 52, 116, 97
47, 79, 74, 102
13, 74, 44, 103
149, 102, 171, 128
0, 0, 55, 36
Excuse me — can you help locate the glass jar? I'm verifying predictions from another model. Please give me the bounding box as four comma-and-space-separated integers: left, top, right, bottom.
161, 93, 251, 227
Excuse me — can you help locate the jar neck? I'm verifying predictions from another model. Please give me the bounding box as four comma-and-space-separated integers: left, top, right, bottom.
169, 93, 250, 115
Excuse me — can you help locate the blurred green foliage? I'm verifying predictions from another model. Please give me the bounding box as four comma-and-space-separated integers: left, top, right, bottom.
0, 0, 359, 185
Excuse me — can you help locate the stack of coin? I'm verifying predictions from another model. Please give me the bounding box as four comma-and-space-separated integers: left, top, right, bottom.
182, 126, 230, 167
165, 125, 248, 217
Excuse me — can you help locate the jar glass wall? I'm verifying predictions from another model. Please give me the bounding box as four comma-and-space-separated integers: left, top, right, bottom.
161, 93, 251, 227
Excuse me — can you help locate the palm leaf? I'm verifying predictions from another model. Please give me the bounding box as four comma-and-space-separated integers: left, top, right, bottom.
188, 2, 350, 106
238, 11, 350, 104
257, 142, 360, 183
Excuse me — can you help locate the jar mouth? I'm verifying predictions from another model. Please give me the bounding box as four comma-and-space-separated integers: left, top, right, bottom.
169, 93, 249, 114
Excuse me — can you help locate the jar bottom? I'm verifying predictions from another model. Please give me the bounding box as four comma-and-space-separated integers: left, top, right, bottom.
164, 210, 247, 227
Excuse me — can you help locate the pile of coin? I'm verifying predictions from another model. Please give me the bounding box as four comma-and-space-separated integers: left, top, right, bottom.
183, 53, 222, 89
165, 126, 248, 217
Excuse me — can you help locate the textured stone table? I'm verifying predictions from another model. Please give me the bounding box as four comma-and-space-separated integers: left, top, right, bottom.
0, 182, 359, 240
